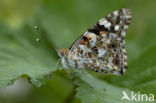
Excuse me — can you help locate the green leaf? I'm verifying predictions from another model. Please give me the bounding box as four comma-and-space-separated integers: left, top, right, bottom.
0, 24, 58, 88
25, 70, 75, 103
72, 70, 149, 103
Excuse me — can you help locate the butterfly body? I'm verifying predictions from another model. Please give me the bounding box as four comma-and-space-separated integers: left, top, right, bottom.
57, 8, 131, 75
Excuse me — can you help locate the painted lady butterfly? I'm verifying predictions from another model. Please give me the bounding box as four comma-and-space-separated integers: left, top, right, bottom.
57, 8, 131, 75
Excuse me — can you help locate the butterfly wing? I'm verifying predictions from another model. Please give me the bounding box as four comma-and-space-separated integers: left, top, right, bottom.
68, 8, 131, 75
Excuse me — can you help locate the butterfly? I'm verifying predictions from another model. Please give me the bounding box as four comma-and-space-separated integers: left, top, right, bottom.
57, 8, 131, 75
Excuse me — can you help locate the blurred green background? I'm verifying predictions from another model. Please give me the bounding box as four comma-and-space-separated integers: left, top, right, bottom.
0, 0, 156, 103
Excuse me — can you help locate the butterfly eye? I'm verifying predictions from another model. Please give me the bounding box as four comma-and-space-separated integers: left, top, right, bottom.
113, 58, 120, 65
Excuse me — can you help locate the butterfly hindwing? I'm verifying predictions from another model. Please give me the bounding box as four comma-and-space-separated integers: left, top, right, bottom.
68, 8, 131, 75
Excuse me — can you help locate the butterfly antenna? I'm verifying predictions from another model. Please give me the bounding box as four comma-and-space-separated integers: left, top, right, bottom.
34, 26, 43, 42
54, 58, 61, 70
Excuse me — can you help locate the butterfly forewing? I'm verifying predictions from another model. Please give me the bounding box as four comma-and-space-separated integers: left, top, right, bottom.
66, 8, 131, 75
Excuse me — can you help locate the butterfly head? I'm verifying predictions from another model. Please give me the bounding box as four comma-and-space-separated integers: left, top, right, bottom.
57, 49, 69, 58
57, 49, 70, 68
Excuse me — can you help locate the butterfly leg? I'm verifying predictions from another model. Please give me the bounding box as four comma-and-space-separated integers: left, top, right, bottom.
80, 68, 95, 88
72, 58, 100, 88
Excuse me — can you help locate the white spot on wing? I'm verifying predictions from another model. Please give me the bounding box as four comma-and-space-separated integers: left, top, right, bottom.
98, 49, 106, 57
90, 38, 96, 47
79, 45, 85, 53
121, 31, 126, 37
106, 39, 111, 44
99, 19, 111, 28
101, 34, 107, 41
87, 32, 97, 47
124, 25, 128, 29
117, 38, 121, 41
115, 25, 119, 31
87, 33, 97, 38
113, 11, 118, 16
83, 32, 88, 36
122, 9, 131, 19
109, 33, 117, 38
108, 57, 113, 66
